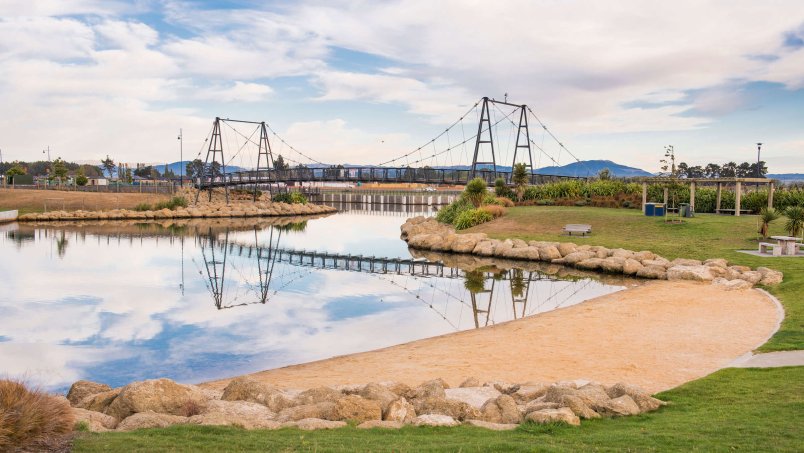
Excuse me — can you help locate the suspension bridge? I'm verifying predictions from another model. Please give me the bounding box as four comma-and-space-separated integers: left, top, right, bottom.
192, 96, 591, 201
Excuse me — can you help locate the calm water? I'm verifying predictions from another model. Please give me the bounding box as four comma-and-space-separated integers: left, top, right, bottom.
0, 209, 628, 392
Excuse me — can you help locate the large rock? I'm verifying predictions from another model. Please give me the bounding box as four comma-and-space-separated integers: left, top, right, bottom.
105, 379, 208, 420
622, 258, 644, 275
523, 401, 560, 415
479, 394, 521, 424
187, 399, 278, 429
511, 383, 550, 403
538, 246, 562, 261
465, 419, 519, 431
444, 387, 501, 409
713, 277, 753, 291
334, 395, 382, 422
72, 407, 118, 432
116, 411, 188, 431
559, 395, 600, 419
76, 388, 121, 413
472, 240, 497, 256
221, 377, 274, 404
292, 418, 347, 430
357, 420, 405, 429
359, 383, 398, 412
704, 258, 729, 268
459, 377, 481, 388
600, 257, 625, 273
384, 397, 416, 423
413, 414, 459, 427
412, 397, 480, 421
557, 242, 577, 257
606, 383, 666, 413
757, 267, 784, 285
525, 407, 580, 426
575, 384, 611, 410
563, 251, 595, 265
408, 233, 445, 250
575, 258, 605, 271
667, 265, 714, 282
277, 402, 338, 422
596, 395, 640, 416
636, 264, 668, 280
67, 380, 112, 406
670, 258, 703, 267
294, 386, 343, 405
410, 379, 447, 400
451, 233, 487, 253
739, 271, 763, 285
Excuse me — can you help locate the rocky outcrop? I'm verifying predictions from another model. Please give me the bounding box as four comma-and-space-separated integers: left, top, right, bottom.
104, 378, 210, 420
525, 407, 580, 426
334, 395, 382, 422
72, 407, 118, 432
187, 399, 278, 429
67, 381, 112, 406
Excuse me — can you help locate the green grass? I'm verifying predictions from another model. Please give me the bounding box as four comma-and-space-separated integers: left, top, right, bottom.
0, 205, 41, 215
470, 206, 804, 352
73, 367, 804, 452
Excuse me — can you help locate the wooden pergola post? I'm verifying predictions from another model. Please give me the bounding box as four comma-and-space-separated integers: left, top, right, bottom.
735, 181, 742, 217
689, 180, 696, 211
642, 182, 648, 213
716, 182, 722, 214
663, 187, 669, 205
768, 181, 775, 209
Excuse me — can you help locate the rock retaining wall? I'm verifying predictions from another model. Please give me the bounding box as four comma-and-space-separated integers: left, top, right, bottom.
67, 376, 665, 432
401, 217, 783, 289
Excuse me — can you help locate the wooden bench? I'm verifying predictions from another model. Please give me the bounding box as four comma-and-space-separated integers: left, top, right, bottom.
715, 209, 752, 215
563, 224, 592, 236
759, 242, 782, 256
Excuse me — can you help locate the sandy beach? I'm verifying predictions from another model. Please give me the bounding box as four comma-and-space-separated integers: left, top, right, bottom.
204, 280, 781, 394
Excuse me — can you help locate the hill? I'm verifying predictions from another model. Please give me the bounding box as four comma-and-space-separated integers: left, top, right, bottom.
534, 160, 653, 177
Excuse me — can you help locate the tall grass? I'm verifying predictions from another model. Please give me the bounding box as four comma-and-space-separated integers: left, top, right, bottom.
0, 379, 75, 452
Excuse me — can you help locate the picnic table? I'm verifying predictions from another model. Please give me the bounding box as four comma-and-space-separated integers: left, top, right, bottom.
770, 236, 802, 256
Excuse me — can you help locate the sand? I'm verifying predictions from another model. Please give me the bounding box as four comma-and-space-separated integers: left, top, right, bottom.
203, 281, 780, 394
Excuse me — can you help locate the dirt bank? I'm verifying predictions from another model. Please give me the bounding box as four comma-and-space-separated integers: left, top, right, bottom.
203, 281, 779, 394
0, 188, 169, 213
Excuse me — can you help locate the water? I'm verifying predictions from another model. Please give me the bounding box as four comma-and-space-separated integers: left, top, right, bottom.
0, 211, 629, 392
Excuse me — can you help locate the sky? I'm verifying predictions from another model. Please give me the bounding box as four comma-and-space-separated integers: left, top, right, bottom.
1, 0, 803, 172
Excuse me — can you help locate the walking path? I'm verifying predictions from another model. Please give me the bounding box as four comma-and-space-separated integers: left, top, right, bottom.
730, 350, 804, 368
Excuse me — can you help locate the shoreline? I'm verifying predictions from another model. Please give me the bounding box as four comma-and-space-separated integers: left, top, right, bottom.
202, 280, 780, 394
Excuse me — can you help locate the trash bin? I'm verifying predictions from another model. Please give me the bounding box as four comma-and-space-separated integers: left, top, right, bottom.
679, 203, 689, 217
645, 203, 656, 216
654, 203, 666, 216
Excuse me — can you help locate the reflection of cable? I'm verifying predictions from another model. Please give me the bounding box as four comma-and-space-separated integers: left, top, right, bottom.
371, 273, 461, 331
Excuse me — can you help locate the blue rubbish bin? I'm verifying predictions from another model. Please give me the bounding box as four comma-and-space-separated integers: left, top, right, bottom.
645, 203, 656, 216
654, 203, 666, 216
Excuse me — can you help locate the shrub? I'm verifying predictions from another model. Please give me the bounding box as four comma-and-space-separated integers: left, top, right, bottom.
536, 199, 555, 206
271, 192, 293, 203
75, 174, 88, 186
759, 208, 780, 238
464, 177, 488, 207
494, 197, 515, 207
0, 380, 74, 452
479, 204, 506, 218
133, 203, 152, 212
621, 200, 632, 208
493, 178, 511, 197
436, 198, 473, 224
290, 192, 308, 204
453, 208, 494, 230
785, 206, 804, 237
181, 400, 203, 417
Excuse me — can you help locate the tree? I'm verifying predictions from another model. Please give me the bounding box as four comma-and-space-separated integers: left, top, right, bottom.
687, 165, 705, 178
163, 164, 175, 178
125, 168, 133, 184
494, 177, 509, 197
76, 168, 88, 186
186, 159, 205, 180
736, 162, 752, 177
134, 165, 153, 178
704, 163, 721, 178
720, 162, 737, 177
749, 161, 768, 178
274, 154, 288, 171
512, 163, 529, 202
101, 156, 115, 178
597, 168, 612, 180
676, 162, 689, 178
759, 208, 780, 238
785, 206, 804, 238
7, 163, 26, 176
464, 177, 488, 207
52, 158, 68, 184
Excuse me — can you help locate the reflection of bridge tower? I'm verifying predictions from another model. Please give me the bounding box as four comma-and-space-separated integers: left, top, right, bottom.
200, 227, 228, 309
509, 269, 532, 319
255, 226, 281, 304
465, 270, 496, 328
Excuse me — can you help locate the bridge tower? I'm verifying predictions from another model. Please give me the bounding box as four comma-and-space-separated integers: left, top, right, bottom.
470, 97, 497, 179
471, 97, 534, 183
196, 117, 229, 204
511, 107, 534, 176
254, 122, 274, 201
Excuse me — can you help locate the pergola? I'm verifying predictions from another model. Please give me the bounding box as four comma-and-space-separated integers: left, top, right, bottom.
637, 177, 775, 216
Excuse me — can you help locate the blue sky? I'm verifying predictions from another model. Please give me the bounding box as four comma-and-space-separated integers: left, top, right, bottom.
0, 0, 803, 172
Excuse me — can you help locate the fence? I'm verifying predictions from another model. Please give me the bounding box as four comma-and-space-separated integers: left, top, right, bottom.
1, 182, 178, 194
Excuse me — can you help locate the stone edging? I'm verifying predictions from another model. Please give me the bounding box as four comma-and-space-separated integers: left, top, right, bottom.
401, 217, 783, 290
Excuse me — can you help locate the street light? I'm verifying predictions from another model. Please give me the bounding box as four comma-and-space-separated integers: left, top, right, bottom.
756, 142, 763, 178
177, 129, 183, 187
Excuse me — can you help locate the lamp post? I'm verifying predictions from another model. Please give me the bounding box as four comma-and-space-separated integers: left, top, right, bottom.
177, 129, 183, 187
756, 142, 762, 178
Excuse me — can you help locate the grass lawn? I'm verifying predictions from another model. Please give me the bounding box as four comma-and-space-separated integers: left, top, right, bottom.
72, 206, 804, 452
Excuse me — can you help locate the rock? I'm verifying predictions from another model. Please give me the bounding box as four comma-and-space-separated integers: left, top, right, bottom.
67, 381, 112, 406
636, 264, 668, 280
382, 382, 413, 398
559, 395, 600, 419
72, 407, 118, 432
562, 251, 595, 265
116, 411, 188, 431
538, 246, 562, 261
76, 388, 121, 413
334, 395, 382, 422
729, 265, 751, 273
221, 377, 274, 404
465, 419, 519, 430
410, 379, 447, 400
384, 397, 416, 423
610, 249, 635, 259
525, 407, 580, 426
357, 420, 405, 429
713, 277, 753, 291
295, 386, 343, 405
490, 382, 521, 394
444, 387, 501, 409
596, 395, 640, 417
622, 258, 644, 275
359, 383, 398, 412
576, 258, 605, 270
511, 383, 550, 403
413, 414, 459, 427
451, 233, 487, 253
276, 402, 338, 422
459, 377, 481, 388
633, 251, 656, 261
292, 418, 347, 430
704, 258, 729, 268
408, 233, 445, 250
473, 240, 497, 256
187, 399, 277, 429
412, 397, 480, 421
575, 384, 611, 410
606, 383, 666, 413
557, 242, 577, 257
105, 378, 208, 420
667, 265, 714, 282
670, 258, 703, 267
479, 395, 521, 424
739, 271, 763, 285
523, 401, 560, 414
542, 385, 579, 404
511, 238, 528, 248
757, 267, 784, 285
642, 258, 670, 268
600, 257, 625, 273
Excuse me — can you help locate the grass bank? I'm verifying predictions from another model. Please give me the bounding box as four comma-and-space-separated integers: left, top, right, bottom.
469, 206, 803, 352
0, 188, 170, 214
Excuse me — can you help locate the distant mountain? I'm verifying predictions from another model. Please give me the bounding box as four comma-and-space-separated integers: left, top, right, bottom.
162, 161, 246, 175
767, 173, 804, 182
534, 160, 653, 177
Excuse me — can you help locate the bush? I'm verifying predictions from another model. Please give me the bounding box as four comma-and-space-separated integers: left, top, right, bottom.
75, 174, 88, 186
479, 204, 506, 218
464, 177, 488, 207
436, 198, 473, 224
290, 192, 308, 204
494, 197, 515, 207
133, 203, 152, 212
453, 208, 494, 230
494, 178, 511, 198
271, 192, 292, 203
153, 196, 188, 211
536, 199, 555, 206
785, 206, 804, 237
0, 380, 74, 452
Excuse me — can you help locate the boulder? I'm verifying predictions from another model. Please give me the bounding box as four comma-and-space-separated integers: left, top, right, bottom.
600, 257, 625, 273
67, 380, 112, 406
704, 258, 729, 268
538, 246, 562, 261
451, 233, 487, 253
359, 383, 398, 412
563, 251, 595, 265
642, 258, 670, 268
276, 402, 338, 422
187, 399, 277, 429
357, 420, 405, 429
412, 397, 480, 421
557, 243, 577, 257
459, 377, 481, 388
633, 251, 656, 261
382, 382, 413, 398
294, 386, 343, 405
525, 407, 580, 426
408, 233, 445, 250
76, 388, 121, 413
729, 265, 751, 273
622, 258, 643, 275
292, 418, 347, 430
511, 238, 528, 248
413, 414, 459, 427
410, 379, 447, 400
105, 378, 208, 420
384, 397, 416, 423
479, 395, 521, 424
739, 271, 763, 285
670, 258, 703, 267
757, 267, 784, 285
636, 264, 667, 280
464, 419, 519, 431
667, 265, 714, 281
596, 395, 640, 416
511, 383, 550, 403
444, 386, 501, 409
220, 377, 274, 404
334, 395, 382, 422
713, 277, 753, 291
575, 384, 611, 410
605, 383, 665, 413
542, 385, 579, 404
72, 407, 118, 432
559, 395, 600, 419
609, 249, 635, 259
116, 411, 188, 431
523, 401, 560, 415
575, 258, 605, 271
490, 382, 521, 394
472, 240, 497, 256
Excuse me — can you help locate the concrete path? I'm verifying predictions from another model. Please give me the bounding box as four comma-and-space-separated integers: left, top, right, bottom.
730, 350, 804, 368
